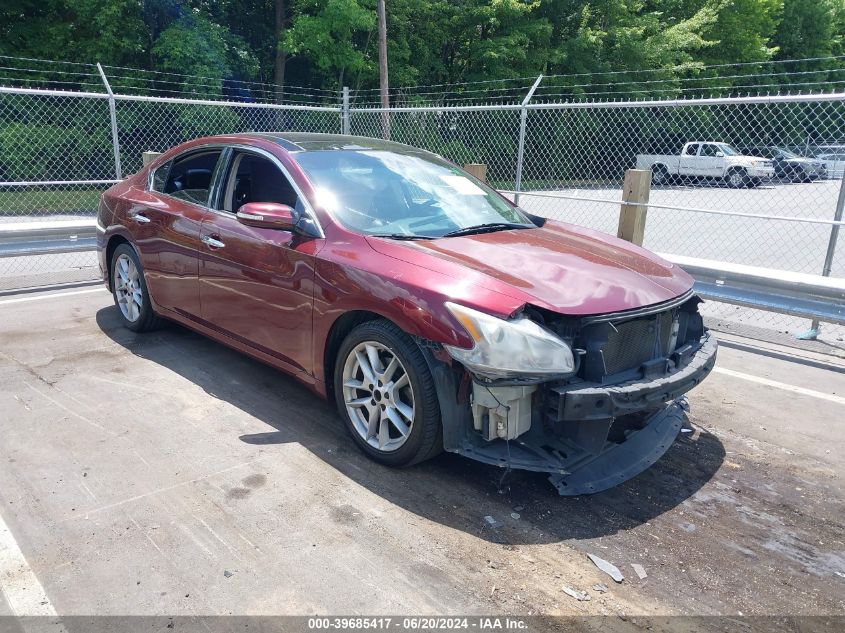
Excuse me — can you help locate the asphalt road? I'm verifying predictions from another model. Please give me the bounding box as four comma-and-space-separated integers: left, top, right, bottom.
0, 288, 843, 630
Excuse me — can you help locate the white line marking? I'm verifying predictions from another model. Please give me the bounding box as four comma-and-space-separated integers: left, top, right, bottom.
24, 382, 113, 435
713, 367, 845, 406
0, 287, 105, 306
0, 512, 57, 615
76, 457, 264, 519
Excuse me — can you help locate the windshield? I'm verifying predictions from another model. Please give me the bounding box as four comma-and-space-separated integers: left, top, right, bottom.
775, 148, 800, 159
293, 150, 532, 238
716, 143, 738, 156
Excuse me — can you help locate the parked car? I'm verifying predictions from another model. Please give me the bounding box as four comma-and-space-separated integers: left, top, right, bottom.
636, 141, 775, 187
738, 146, 825, 182
815, 149, 845, 179
97, 133, 716, 495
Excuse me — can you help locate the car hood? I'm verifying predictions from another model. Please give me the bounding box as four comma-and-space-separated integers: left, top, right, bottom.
783, 157, 817, 165
733, 155, 771, 165
366, 221, 694, 316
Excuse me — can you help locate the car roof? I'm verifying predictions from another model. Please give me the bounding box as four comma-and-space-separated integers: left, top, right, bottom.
238, 132, 421, 154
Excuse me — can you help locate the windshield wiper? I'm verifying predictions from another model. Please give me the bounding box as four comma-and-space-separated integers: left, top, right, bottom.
369, 233, 436, 240
441, 223, 532, 238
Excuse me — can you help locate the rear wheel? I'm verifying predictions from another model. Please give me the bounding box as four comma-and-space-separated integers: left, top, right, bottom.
334, 320, 441, 467
726, 167, 748, 188
651, 164, 670, 186
111, 243, 159, 332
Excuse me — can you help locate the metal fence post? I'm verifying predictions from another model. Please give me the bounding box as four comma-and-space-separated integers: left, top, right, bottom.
514, 75, 542, 205
342, 86, 351, 135
807, 169, 845, 335
96, 63, 122, 180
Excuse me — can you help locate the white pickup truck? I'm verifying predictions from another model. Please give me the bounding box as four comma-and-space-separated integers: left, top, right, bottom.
636, 141, 775, 188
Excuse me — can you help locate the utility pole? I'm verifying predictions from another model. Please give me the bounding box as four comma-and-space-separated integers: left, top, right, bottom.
274, 0, 287, 104
377, 0, 390, 139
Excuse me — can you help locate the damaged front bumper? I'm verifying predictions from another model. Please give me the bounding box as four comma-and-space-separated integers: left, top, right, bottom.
432, 330, 717, 496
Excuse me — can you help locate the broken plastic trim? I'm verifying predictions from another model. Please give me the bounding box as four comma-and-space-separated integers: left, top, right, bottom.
579, 288, 697, 325
548, 400, 686, 495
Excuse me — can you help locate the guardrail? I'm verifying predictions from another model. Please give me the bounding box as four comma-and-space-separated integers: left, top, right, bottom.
1, 220, 843, 326
662, 254, 845, 326
0, 220, 97, 258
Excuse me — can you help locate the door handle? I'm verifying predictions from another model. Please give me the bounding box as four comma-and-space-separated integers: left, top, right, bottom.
131, 213, 151, 224
201, 234, 225, 249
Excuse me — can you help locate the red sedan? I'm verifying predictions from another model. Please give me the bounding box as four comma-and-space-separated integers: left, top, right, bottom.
97, 133, 716, 495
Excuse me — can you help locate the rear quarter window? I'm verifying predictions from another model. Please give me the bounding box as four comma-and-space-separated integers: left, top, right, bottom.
151, 161, 171, 192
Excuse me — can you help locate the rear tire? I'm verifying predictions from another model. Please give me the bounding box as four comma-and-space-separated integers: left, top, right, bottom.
333, 319, 442, 467
110, 243, 159, 332
651, 164, 670, 186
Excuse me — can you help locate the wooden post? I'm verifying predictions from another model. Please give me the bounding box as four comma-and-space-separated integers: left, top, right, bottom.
377, 0, 390, 140
617, 169, 651, 246
463, 163, 488, 183
142, 151, 162, 166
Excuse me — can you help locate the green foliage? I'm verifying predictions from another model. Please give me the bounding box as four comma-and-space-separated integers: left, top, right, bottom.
699, 0, 781, 65
152, 14, 259, 93
176, 105, 241, 138
284, 0, 377, 86
2, 0, 843, 97
0, 122, 108, 180
776, 0, 837, 60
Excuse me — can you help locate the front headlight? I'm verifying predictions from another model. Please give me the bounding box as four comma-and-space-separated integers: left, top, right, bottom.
443, 302, 576, 380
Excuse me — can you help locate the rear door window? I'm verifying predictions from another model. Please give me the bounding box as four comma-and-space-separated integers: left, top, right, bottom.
164, 150, 223, 206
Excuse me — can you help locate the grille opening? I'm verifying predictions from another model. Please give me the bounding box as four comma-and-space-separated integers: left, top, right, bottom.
525, 295, 703, 384
602, 312, 675, 375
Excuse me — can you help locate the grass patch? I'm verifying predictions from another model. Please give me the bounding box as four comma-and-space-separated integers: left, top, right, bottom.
0, 188, 103, 216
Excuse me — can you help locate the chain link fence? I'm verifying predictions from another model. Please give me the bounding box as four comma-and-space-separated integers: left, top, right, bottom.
113, 98, 341, 175
519, 96, 845, 341
0, 82, 342, 289
351, 94, 845, 342
1, 63, 844, 342
349, 108, 523, 189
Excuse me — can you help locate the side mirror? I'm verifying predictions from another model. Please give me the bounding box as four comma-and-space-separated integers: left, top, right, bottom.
715, 151, 725, 157
236, 202, 299, 231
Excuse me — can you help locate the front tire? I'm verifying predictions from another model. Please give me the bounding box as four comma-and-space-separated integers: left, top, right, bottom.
726, 167, 748, 188
334, 320, 442, 467
110, 243, 159, 332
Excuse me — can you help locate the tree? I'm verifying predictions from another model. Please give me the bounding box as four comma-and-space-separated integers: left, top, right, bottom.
0, 0, 842, 100
152, 13, 258, 95
699, 0, 781, 66
284, 0, 376, 88
0, 0, 146, 67
775, 0, 836, 60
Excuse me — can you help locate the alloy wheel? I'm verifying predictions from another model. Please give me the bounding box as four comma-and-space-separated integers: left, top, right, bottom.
114, 253, 143, 322
341, 341, 415, 452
